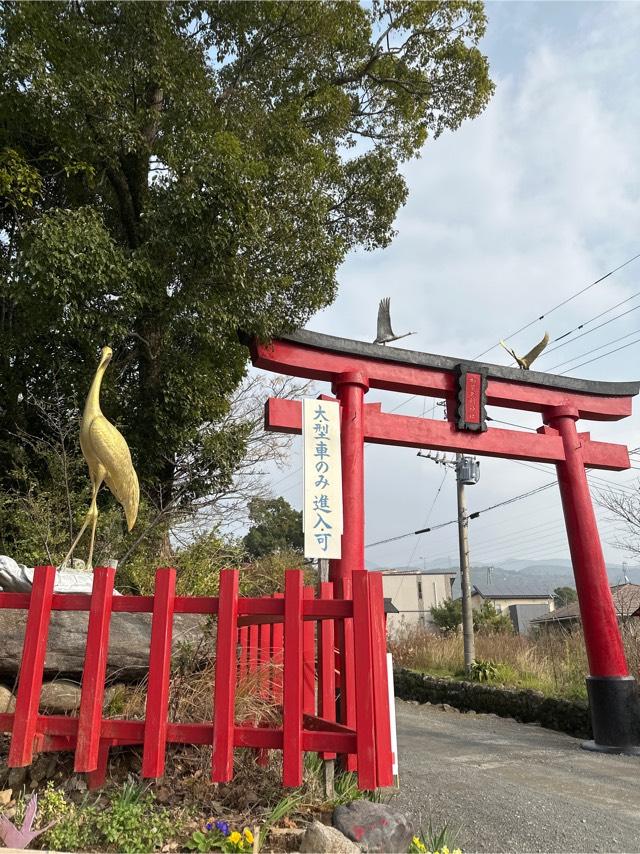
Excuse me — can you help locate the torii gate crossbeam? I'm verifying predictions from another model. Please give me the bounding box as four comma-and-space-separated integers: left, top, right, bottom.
247, 329, 640, 756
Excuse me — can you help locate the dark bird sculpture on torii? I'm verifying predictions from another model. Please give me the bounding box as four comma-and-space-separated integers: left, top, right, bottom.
373, 297, 415, 345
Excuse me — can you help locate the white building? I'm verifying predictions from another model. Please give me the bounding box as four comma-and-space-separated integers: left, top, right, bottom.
375, 568, 457, 634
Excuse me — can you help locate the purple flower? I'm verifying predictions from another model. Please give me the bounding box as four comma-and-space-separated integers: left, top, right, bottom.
206, 823, 213, 832
215, 821, 230, 837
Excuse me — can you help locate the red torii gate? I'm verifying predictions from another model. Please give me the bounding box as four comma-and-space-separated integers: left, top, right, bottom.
247, 329, 640, 754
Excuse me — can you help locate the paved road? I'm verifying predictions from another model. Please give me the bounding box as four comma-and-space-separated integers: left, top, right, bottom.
393, 699, 640, 853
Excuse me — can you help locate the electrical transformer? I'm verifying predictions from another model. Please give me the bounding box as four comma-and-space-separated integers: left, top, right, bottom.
457, 455, 480, 485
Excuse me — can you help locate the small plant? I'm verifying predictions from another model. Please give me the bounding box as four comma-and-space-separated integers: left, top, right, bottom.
96, 787, 174, 853
188, 822, 255, 852
38, 784, 99, 852
331, 770, 383, 806
257, 795, 301, 852
409, 819, 461, 854
468, 659, 499, 682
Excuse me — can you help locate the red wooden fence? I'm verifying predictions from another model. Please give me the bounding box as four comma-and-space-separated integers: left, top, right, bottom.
0, 566, 393, 790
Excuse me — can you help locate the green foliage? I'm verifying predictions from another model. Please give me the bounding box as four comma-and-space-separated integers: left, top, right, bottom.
257, 796, 302, 852
0, 0, 494, 556
243, 496, 303, 558
553, 586, 578, 608
473, 601, 514, 635
430, 598, 462, 633
468, 658, 499, 682
37, 781, 176, 854
408, 820, 461, 854
95, 785, 175, 853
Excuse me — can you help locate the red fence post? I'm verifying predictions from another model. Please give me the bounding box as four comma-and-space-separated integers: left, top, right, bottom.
318, 582, 336, 760
259, 622, 271, 699
8, 565, 56, 767
212, 570, 239, 782
352, 571, 377, 790
239, 626, 249, 681
75, 566, 116, 773
303, 586, 315, 715
368, 571, 393, 787
283, 571, 304, 787
336, 576, 357, 771
142, 568, 176, 778
249, 624, 259, 675
272, 593, 284, 703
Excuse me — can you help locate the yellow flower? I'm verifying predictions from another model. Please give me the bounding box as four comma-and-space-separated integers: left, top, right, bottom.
442, 847, 450, 854
229, 831, 242, 845
243, 828, 254, 844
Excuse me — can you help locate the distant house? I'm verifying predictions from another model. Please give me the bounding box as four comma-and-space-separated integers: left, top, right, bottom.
469, 580, 555, 634
471, 580, 555, 615
376, 568, 457, 633
531, 583, 640, 631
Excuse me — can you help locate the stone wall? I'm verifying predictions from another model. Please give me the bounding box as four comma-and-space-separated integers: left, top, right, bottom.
394, 668, 592, 739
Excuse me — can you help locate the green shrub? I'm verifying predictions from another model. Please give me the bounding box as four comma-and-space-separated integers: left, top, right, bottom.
37, 781, 177, 853
468, 659, 499, 682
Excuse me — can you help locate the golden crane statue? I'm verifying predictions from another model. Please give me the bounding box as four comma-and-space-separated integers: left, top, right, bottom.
499, 331, 550, 370
61, 346, 139, 571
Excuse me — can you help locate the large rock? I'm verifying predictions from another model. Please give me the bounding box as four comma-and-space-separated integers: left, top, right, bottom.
0, 685, 15, 713
40, 680, 82, 712
333, 801, 414, 853
0, 610, 210, 680
300, 821, 360, 853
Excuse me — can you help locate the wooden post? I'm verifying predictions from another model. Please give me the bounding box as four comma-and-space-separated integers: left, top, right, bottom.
142, 568, 176, 778
75, 566, 115, 773
212, 570, 239, 782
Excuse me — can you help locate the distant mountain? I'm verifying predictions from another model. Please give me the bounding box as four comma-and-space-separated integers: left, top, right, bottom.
372, 556, 640, 590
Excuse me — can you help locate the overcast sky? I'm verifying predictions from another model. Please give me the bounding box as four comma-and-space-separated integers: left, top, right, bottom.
255, 1, 640, 571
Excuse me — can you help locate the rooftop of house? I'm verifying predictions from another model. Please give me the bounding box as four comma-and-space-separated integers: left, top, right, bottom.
471, 580, 555, 600
532, 583, 640, 623
375, 567, 458, 577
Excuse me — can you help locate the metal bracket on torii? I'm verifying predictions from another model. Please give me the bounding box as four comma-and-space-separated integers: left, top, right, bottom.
246, 328, 640, 755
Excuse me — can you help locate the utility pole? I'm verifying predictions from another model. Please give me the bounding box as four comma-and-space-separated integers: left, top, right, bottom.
456, 455, 475, 671
417, 449, 479, 671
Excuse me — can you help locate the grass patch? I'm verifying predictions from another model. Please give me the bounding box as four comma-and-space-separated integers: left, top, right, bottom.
390, 621, 640, 700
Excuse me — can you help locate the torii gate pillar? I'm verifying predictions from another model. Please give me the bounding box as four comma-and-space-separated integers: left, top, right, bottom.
546, 405, 640, 752
328, 372, 369, 750
329, 371, 369, 584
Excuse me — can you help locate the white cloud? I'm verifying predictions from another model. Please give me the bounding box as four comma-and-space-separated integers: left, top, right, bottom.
263, 2, 640, 569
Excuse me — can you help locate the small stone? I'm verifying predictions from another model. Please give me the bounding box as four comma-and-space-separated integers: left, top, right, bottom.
300, 820, 360, 853
0, 789, 12, 805
440, 703, 454, 712
41, 680, 82, 712
333, 801, 414, 853
0, 686, 15, 713
466, 710, 477, 715
29, 754, 57, 784
7, 767, 27, 790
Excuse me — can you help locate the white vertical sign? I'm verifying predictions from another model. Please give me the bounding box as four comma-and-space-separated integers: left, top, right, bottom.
303, 398, 343, 559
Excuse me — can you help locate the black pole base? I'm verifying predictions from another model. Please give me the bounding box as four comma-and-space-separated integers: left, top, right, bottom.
582, 675, 640, 755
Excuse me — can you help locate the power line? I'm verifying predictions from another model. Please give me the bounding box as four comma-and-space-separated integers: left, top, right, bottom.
542, 295, 640, 357
560, 333, 640, 374
474, 250, 640, 359
365, 480, 557, 549
547, 328, 640, 372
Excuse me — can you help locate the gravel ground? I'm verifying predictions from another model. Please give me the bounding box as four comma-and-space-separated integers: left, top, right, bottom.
392, 698, 640, 853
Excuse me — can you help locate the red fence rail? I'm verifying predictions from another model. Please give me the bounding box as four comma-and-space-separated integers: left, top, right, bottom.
0, 566, 393, 790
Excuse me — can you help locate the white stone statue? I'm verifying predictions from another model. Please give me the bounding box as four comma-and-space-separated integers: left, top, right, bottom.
0, 556, 121, 595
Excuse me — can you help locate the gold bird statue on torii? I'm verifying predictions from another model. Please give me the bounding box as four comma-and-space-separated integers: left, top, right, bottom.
61, 346, 139, 571
499, 331, 550, 370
